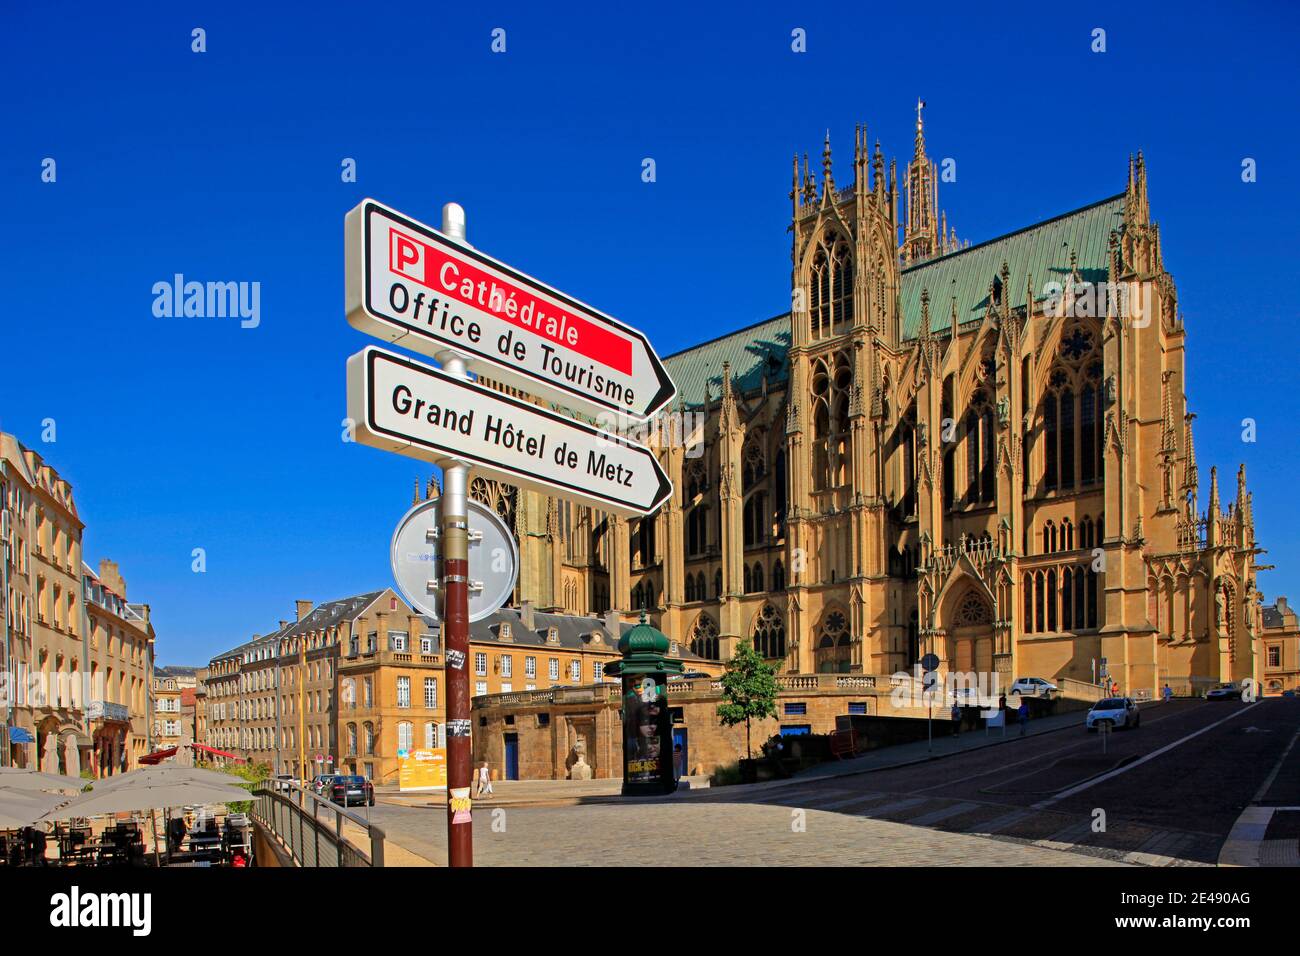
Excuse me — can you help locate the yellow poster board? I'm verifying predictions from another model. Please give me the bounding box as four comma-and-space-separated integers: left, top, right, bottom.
399, 748, 447, 791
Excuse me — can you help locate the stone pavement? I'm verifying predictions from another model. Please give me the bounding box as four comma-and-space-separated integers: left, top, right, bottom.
366, 798, 1125, 866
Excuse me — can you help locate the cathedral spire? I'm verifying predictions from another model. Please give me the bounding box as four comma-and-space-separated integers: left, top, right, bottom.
902, 98, 949, 265
719, 360, 738, 432
412, 478, 420, 506
1182, 412, 1199, 511
821, 130, 835, 197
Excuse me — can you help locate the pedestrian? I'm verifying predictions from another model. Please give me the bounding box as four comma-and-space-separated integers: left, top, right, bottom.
1017, 699, 1029, 737
1162, 683, 1173, 703
951, 700, 962, 735
477, 761, 493, 796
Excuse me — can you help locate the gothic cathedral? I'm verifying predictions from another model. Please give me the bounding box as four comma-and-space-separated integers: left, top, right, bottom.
444, 104, 1265, 699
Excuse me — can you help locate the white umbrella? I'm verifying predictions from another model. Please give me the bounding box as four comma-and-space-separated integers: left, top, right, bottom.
0, 767, 87, 793
0, 788, 69, 829
64, 739, 81, 779
38, 781, 253, 822
92, 767, 245, 792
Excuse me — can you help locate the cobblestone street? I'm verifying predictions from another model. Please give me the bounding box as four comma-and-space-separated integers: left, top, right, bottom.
367, 798, 1125, 866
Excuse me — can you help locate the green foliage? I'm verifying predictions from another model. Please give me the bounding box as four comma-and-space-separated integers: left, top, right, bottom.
217, 761, 271, 813
716, 640, 779, 758
709, 761, 742, 787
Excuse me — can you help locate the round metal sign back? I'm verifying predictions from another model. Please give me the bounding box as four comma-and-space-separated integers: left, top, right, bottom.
390, 497, 519, 623
920, 653, 941, 673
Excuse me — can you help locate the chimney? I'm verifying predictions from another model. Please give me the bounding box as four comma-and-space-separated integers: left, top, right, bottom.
98, 558, 126, 597
296, 600, 313, 622
603, 609, 622, 642
279, 621, 289, 632
1278, 596, 1289, 615
520, 600, 535, 631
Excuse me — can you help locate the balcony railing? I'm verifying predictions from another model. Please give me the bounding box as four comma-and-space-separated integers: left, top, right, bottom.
251, 780, 385, 868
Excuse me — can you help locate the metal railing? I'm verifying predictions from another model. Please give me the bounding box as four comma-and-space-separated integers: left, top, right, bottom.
251, 779, 385, 867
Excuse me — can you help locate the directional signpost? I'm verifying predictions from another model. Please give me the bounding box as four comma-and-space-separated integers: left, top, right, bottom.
348, 345, 673, 517
345, 199, 676, 422
343, 199, 677, 868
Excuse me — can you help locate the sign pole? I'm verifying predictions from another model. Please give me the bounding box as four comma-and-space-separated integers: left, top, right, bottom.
438, 202, 473, 868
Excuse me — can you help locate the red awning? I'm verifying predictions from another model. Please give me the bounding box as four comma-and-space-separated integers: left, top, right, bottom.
191, 743, 244, 761
139, 747, 178, 765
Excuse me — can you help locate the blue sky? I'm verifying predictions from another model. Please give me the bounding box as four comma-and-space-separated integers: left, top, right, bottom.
2, 1, 1298, 665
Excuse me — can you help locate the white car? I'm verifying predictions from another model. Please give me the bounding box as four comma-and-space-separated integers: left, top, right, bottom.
1009, 677, 1058, 697
1086, 697, 1141, 731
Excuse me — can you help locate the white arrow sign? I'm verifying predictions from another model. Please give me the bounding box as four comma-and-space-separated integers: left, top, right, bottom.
345, 199, 676, 422
347, 346, 673, 517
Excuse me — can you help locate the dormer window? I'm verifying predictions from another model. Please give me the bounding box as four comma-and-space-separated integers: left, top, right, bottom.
499, 623, 513, 642
546, 627, 559, 644
590, 631, 602, 645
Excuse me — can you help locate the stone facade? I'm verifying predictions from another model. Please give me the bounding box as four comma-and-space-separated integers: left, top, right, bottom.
472, 673, 913, 779
84, 559, 155, 774
1260, 597, 1299, 696
470, 107, 1273, 703
2, 432, 157, 774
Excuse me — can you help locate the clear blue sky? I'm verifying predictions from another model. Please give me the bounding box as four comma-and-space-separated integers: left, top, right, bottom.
2, 1, 1297, 665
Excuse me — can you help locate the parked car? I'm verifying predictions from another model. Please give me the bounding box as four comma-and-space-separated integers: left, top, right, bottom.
1010, 677, 1058, 697
311, 774, 342, 796
1086, 697, 1140, 731
1204, 683, 1241, 701
328, 775, 375, 808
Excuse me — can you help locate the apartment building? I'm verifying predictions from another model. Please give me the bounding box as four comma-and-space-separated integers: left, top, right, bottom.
83, 558, 155, 774
206, 590, 716, 784
1, 432, 89, 772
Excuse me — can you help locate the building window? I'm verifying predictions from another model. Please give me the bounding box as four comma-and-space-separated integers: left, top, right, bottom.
500, 655, 512, 678
475, 681, 488, 696
425, 722, 438, 749
396, 677, 411, 708
569, 660, 581, 681
525, 656, 536, 679
752, 603, 786, 660
420, 635, 436, 655
1268, 645, 1281, 667
593, 662, 604, 681
848, 702, 867, 715
783, 702, 807, 715
424, 677, 437, 709
475, 652, 487, 676
549, 658, 559, 680
397, 721, 413, 753
347, 724, 357, 756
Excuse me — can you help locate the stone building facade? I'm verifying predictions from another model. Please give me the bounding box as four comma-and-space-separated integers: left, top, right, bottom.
84, 558, 155, 775
205, 588, 716, 783
1260, 597, 1299, 696
483, 107, 1271, 701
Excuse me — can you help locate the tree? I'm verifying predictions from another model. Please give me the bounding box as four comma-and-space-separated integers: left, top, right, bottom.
716, 639, 780, 758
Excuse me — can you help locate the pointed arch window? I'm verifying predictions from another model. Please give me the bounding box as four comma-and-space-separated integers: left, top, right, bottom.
752, 604, 786, 660
690, 614, 720, 661
964, 388, 996, 505
808, 230, 854, 340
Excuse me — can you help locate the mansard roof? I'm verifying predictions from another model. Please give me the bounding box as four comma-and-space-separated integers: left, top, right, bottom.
660, 193, 1125, 407
898, 193, 1125, 340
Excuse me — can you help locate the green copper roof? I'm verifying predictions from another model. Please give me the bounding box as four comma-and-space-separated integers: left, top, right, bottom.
899, 194, 1124, 340
662, 193, 1125, 406
662, 313, 790, 410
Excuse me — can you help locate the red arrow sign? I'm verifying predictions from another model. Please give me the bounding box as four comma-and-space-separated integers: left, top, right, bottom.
345, 199, 676, 422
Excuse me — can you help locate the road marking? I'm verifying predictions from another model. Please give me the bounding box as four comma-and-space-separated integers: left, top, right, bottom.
1219, 806, 1272, 866
1219, 720, 1300, 866
1032, 703, 1258, 808
910, 801, 981, 827
910, 703, 1191, 795
1251, 722, 1300, 803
